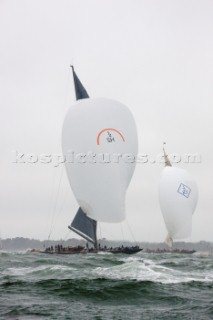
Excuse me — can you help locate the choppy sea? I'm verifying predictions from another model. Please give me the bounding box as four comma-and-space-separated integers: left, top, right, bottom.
0, 250, 212, 320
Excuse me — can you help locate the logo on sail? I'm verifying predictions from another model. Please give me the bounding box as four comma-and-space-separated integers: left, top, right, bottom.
177, 183, 191, 198
97, 128, 125, 145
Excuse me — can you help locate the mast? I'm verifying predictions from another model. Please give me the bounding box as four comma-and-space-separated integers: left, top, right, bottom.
163, 142, 172, 167
68, 66, 97, 248
162, 142, 172, 247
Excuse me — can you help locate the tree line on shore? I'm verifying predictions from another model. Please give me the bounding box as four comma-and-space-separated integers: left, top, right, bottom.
1, 237, 213, 252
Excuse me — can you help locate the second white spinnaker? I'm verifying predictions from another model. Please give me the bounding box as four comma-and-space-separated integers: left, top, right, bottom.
159, 146, 198, 247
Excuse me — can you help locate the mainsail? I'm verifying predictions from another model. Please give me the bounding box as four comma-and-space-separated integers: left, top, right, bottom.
68, 207, 97, 245
159, 144, 198, 247
62, 66, 138, 245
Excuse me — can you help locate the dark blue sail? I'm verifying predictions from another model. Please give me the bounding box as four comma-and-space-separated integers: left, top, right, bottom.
71, 66, 89, 100
69, 208, 97, 245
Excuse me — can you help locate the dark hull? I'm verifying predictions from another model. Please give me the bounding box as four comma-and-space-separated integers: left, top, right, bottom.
30, 246, 85, 255
109, 248, 143, 254
31, 246, 143, 255
41, 250, 83, 255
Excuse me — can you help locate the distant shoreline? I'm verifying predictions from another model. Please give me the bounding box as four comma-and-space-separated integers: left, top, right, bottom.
1, 237, 212, 252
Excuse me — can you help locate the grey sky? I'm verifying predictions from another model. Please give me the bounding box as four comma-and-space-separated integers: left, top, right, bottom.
0, 0, 213, 242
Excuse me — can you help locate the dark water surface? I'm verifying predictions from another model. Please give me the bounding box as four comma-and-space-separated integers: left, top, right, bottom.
0, 251, 212, 319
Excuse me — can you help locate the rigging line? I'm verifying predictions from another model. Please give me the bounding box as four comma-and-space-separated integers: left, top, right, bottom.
48, 165, 65, 240
120, 222, 124, 242
58, 231, 69, 245
126, 219, 136, 243
44, 164, 58, 238
46, 67, 71, 240
50, 180, 69, 234
60, 230, 71, 245
98, 222, 102, 240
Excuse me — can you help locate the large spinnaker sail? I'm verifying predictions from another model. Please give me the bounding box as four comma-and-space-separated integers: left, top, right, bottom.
159, 166, 198, 243
68, 208, 97, 245
62, 97, 138, 223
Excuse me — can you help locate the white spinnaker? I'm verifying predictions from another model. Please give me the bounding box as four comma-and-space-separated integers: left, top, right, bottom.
159, 166, 198, 241
62, 98, 138, 223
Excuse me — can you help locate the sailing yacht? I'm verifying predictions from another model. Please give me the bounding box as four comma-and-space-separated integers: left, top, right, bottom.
159, 143, 198, 248
60, 66, 142, 254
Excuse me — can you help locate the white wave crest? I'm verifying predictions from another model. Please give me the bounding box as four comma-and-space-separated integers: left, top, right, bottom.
92, 257, 213, 284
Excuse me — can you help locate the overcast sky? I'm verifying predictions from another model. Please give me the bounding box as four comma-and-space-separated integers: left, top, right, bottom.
0, 0, 213, 243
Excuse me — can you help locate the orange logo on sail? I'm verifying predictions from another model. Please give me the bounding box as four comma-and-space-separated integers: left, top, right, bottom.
97, 128, 125, 145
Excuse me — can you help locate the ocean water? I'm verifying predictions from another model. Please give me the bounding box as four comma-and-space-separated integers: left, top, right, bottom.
0, 251, 212, 320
